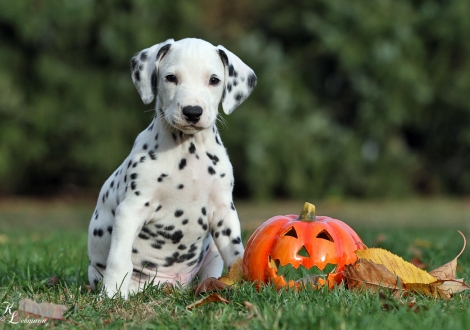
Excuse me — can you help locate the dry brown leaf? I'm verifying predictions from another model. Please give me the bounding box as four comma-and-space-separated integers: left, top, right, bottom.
194, 277, 229, 296
344, 259, 403, 293
429, 231, 466, 280
436, 279, 470, 295
186, 293, 230, 309
17, 299, 67, 321
219, 257, 244, 285
356, 248, 437, 284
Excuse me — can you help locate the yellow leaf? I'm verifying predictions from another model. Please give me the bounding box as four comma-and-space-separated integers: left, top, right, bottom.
356, 248, 437, 284
219, 257, 244, 285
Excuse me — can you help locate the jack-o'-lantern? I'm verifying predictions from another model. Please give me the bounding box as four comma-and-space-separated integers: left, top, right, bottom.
243, 202, 365, 289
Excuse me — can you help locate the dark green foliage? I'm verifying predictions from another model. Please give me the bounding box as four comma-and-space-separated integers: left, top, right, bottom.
1, 0, 469, 199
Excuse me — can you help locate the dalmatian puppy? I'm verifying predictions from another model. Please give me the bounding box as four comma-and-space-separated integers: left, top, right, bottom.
87, 38, 257, 299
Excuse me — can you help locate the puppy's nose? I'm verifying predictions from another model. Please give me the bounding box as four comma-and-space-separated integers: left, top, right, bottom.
182, 106, 203, 124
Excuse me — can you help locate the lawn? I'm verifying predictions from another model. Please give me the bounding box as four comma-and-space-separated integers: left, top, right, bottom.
0, 198, 469, 329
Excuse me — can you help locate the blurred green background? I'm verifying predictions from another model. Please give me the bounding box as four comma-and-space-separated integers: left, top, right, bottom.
1, 0, 470, 201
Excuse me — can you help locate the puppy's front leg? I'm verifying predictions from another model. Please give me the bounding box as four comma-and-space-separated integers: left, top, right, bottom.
211, 204, 245, 269
103, 200, 147, 299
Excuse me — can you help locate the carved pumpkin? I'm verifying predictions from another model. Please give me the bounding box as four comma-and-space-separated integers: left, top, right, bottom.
243, 202, 365, 289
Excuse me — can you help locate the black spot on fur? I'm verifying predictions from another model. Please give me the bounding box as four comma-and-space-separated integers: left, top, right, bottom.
215, 135, 221, 145
201, 207, 206, 216
131, 181, 137, 190
198, 218, 203, 225
131, 172, 138, 180
234, 251, 240, 255
178, 244, 187, 250
151, 243, 162, 249
189, 143, 196, 154
107, 226, 113, 234
138, 233, 150, 240
111, 209, 115, 216
215, 232, 220, 238
132, 248, 138, 253
206, 153, 219, 165
157, 173, 168, 182
235, 92, 244, 102
182, 219, 189, 225
131, 57, 138, 70
247, 74, 257, 89
140, 51, 148, 61
155, 205, 162, 212
228, 64, 235, 77
202, 223, 208, 230
222, 228, 232, 236
220, 173, 225, 178
148, 150, 157, 160
110, 181, 114, 188
140, 156, 146, 163
145, 202, 150, 207
231, 202, 236, 210
96, 263, 106, 268
174, 210, 184, 217
227, 83, 232, 92
179, 158, 187, 170
217, 219, 224, 227
132, 162, 138, 168
93, 228, 104, 237
157, 230, 183, 244
172, 133, 177, 141
143, 143, 148, 150
208, 166, 216, 175
232, 237, 242, 244
164, 225, 175, 231
134, 70, 140, 82
177, 184, 184, 189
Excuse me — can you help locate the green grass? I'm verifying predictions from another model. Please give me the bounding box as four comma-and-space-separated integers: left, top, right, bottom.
0, 198, 470, 329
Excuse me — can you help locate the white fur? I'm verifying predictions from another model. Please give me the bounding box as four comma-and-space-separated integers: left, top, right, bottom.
87, 38, 256, 299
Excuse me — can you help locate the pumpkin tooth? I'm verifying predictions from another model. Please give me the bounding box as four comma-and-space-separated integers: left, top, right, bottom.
268, 255, 279, 271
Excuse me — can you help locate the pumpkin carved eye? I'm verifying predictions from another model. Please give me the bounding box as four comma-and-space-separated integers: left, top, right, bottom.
282, 227, 298, 238
316, 230, 334, 242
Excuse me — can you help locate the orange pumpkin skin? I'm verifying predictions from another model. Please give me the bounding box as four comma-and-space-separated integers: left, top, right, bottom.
243, 203, 365, 289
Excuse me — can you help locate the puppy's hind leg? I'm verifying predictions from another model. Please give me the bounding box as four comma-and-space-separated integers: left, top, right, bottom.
196, 241, 224, 281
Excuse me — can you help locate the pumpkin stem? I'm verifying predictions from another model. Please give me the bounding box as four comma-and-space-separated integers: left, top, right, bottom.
298, 202, 316, 221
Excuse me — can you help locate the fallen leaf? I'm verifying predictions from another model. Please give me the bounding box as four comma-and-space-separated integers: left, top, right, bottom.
429, 231, 466, 280
219, 257, 244, 285
186, 293, 230, 309
194, 277, 229, 296
344, 259, 403, 293
356, 248, 437, 284
244, 301, 254, 311
345, 231, 469, 298
17, 299, 67, 320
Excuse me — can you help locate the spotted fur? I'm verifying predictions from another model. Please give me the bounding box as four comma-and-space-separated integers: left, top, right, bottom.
88, 38, 256, 299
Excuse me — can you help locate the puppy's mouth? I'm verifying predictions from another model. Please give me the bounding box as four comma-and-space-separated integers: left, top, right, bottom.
177, 125, 204, 135
159, 108, 208, 134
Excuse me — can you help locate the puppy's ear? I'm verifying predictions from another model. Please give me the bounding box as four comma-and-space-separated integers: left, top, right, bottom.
216, 45, 257, 114
130, 39, 174, 104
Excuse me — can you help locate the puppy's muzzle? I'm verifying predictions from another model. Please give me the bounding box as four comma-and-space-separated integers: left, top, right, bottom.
182, 105, 203, 124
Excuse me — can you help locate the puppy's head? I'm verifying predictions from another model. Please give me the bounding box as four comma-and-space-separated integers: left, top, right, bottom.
131, 38, 257, 134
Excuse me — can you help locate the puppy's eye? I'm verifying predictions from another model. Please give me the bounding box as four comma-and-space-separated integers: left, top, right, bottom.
165, 75, 178, 84
209, 76, 220, 86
